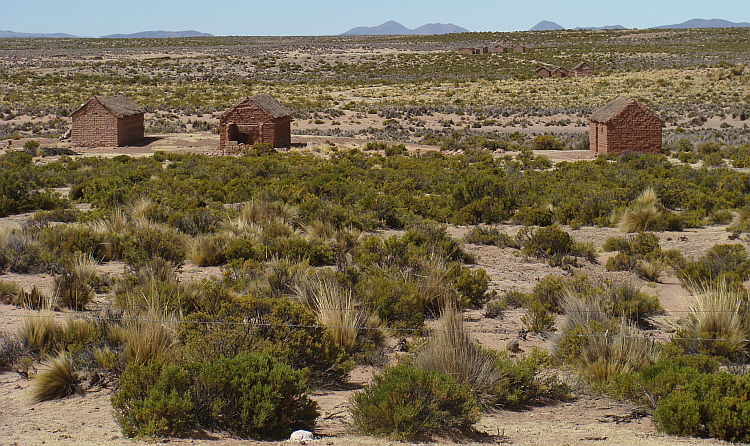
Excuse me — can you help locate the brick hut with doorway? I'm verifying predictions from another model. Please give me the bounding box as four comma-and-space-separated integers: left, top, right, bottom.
70, 95, 144, 147
589, 96, 662, 155
219, 93, 292, 153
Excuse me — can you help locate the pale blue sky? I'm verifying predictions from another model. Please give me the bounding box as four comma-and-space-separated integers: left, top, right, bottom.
1, 0, 749, 36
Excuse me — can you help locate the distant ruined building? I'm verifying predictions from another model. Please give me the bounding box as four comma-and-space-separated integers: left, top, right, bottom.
218, 93, 292, 153
589, 96, 662, 155
70, 95, 144, 147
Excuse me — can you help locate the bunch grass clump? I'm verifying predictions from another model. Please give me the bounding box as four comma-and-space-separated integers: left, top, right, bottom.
53, 254, 96, 310
414, 307, 503, 408
29, 351, 80, 403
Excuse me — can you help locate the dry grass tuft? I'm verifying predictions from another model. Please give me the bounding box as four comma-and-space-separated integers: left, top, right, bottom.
295, 277, 381, 354
17, 312, 61, 355
121, 308, 176, 366
679, 283, 749, 357
418, 256, 458, 310
578, 321, 659, 382
29, 351, 80, 403
189, 233, 228, 266
616, 188, 668, 233
414, 307, 503, 408
54, 255, 96, 310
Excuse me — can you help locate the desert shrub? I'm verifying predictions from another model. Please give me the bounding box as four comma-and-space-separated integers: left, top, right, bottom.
531, 134, 564, 151
414, 308, 504, 408
350, 363, 479, 441
559, 279, 662, 327
53, 255, 96, 311
653, 372, 750, 443
266, 236, 333, 266
603, 232, 661, 257
169, 207, 220, 236
224, 238, 261, 262
491, 349, 570, 407
20, 286, 50, 310
528, 274, 591, 314
521, 302, 556, 333
59, 317, 101, 353
189, 233, 227, 267
0, 232, 51, 273
39, 225, 106, 261
678, 243, 750, 288
355, 267, 425, 329
188, 352, 318, 438
606, 252, 638, 272
512, 206, 554, 227
463, 226, 519, 248
0, 334, 25, 371
518, 224, 573, 259
29, 351, 80, 403
178, 295, 350, 384
111, 360, 195, 438
123, 226, 186, 272
484, 298, 506, 319
450, 265, 492, 308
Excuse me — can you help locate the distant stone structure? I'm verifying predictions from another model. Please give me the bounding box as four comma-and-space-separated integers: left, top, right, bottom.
572, 61, 594, 77
534, 66, 552, 78
70, 95, 144, 147
513, 44, 525, 53
490, 44, 508, 53
589, 96, 662, 155
219, 93, 292, 152
456, 47, 475, 55
551, 66, 570, 78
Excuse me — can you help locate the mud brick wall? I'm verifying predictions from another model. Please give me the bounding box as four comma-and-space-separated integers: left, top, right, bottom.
590, 102, 662, 155
72, 100, 143, 147
219, 105, 291, 150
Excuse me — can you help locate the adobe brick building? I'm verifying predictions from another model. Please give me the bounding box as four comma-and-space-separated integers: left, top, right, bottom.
572, 62, 594, 77
70, 95, 144, 147
551, 66, 570, 78
219, 93, 292, 152
589, 96, 662, 155
490, 44, 508, 53
534, 66, 552, 78
513, 44, 525, 53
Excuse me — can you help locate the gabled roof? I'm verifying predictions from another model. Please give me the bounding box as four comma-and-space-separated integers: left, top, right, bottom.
572, 61, 592, 70
535, 66, 552, 73
221, 93, 292, 119
71, 95, 143, 118
590, 96, 634, 122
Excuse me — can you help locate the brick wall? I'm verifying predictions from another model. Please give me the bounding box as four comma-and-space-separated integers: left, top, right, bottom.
71, 100, 144, 147
117, 114, 145, 146
71, 101, 118, 147
219, 104, 291, 151
590, 102, 661, 155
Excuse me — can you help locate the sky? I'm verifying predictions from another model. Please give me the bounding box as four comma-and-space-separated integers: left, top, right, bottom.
1, 0, 749, 36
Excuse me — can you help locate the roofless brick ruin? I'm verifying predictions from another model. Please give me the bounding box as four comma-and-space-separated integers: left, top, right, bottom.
70, 95, 144, 147
589, 96, 662, 155
219, 94, 292, 153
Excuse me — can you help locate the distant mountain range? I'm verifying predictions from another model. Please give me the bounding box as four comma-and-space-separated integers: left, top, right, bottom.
0, 30, 78, 38
341, 21, 468, 36
101, 30, 213, 38
530, 18, 750, 31
651, 18, 750, 29
0, 29, 213, 38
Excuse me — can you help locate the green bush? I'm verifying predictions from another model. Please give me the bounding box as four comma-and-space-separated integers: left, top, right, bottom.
111, 360, 195, 438
463, 226, 519, 248
355, 268, 425, 329
653, 372, 750, 443
450, 266, 491, 308
528, 274, 591, 314
123, 226, 187, 272
678, 244, 750, 288
519, 224, 573, 259
178, 295, 351, 384
266, 236, 333, 266
491, 349, 570, 407
512, 206, 554, 227
188, 352, 318, 438
350, 363, 479, 441
224, 238, 261, 262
